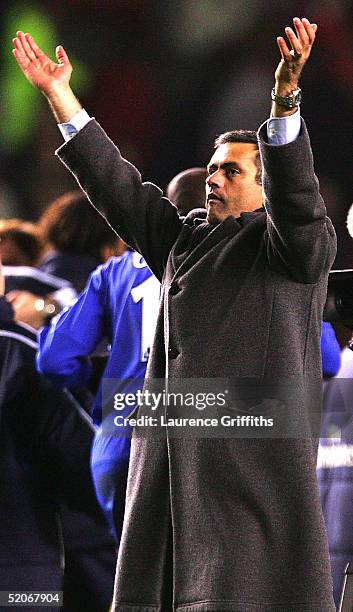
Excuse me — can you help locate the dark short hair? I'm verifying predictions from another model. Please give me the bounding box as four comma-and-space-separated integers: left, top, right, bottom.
214, 130, 262, 186
38, 191, 117, 259
0, 219, 42, 266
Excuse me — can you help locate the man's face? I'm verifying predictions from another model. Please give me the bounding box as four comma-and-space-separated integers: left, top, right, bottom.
206, 142, 263, 223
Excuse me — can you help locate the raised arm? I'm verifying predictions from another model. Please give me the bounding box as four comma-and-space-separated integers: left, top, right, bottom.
272, 18, 316, 118
261, 18, 336, 282
12, 33, 182, 280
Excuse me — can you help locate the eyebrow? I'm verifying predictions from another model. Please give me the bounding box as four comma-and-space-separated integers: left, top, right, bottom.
207, 161, 241, 174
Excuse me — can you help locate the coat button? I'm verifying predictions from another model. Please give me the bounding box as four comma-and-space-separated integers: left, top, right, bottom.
168, 346, 179, 359
169, 283, 181, 295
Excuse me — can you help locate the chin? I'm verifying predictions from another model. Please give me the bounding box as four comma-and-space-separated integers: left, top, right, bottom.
206, 209, 221, 224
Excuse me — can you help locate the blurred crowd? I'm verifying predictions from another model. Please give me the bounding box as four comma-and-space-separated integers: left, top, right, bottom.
1, 1, 353, 266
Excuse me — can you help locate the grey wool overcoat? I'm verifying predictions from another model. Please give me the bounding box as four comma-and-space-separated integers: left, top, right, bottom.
57, 119, 337, 612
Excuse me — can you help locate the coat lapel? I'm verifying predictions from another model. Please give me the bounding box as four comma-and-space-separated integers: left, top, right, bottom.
170, 216, 241, 280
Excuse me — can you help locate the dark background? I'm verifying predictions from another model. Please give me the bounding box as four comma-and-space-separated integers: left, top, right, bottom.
1, 0, 352, 267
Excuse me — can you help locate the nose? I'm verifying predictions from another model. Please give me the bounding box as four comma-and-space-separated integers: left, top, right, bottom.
206, 169, 223, 188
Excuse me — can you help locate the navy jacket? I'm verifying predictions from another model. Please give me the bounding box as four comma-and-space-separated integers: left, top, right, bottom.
0, 297, 102, 578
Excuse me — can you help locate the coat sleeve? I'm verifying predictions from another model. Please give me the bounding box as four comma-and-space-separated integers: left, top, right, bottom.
258, 118, 337, 283
37, 265, 107, 388
56, 120, 183, 281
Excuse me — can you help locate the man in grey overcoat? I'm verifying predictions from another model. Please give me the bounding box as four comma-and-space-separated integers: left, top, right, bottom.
13, 17, 337, 611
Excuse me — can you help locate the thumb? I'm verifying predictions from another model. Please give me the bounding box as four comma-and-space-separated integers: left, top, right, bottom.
55, 45, 70, 65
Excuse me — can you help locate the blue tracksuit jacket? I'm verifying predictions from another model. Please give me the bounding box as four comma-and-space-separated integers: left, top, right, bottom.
37, 251, 160, 540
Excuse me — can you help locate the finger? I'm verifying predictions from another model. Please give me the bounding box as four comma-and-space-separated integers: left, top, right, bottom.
293, 17, 309, 47
55, 45, 70, 66
17, 30, 36, 61
12, 35, 28, 57
25, 33, 45, 59
277, 37, 292, 62
302, 18, 317, 45
284, 26, 303, 56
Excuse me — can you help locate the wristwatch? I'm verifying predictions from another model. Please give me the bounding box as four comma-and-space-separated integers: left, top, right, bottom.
271, 87, 302, 109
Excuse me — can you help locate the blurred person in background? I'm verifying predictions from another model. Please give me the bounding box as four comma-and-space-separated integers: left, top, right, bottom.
38, 247, 160, 542
0, 216, 77, 324
318, 202, 353, 607
166, 167, 207, 216
8, 190, 124, 328
37, 190, 123, 291
0, 252, 114, 611
0, 208, 120, 610
13, 19, 337, 611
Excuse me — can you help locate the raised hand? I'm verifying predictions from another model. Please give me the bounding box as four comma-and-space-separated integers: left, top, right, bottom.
12, 31, 81, 123
12, 31, 72, 96
275, 17, 317, 94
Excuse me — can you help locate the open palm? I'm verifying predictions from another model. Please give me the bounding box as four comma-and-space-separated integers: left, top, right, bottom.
12, 31, 72, 95
275, 17, 317, 88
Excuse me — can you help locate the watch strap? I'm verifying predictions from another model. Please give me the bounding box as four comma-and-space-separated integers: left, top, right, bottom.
271, 87, 302, 109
